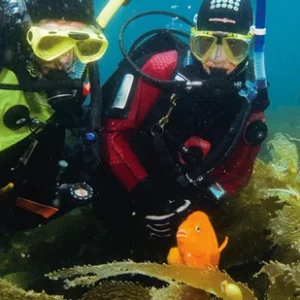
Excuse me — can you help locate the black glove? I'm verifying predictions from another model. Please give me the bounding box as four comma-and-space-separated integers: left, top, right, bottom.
143, 199, 192, 239
130, 177, 192, 239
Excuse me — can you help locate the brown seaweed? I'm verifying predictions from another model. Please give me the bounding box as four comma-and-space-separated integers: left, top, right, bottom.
0, 277, 65, 300
258, 261, 300, 299
47, 260, 256, 300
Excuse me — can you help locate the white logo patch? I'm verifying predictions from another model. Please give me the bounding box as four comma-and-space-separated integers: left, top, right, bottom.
210, 0, 240, 11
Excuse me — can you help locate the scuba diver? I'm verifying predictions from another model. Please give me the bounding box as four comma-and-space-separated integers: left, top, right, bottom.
99, 0, 270, 258
0, 0, 129, 229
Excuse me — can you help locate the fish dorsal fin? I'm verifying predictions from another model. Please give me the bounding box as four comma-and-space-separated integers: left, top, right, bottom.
207, 236, 229, 268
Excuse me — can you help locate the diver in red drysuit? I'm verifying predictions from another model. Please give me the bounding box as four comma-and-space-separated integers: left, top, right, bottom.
100, 0, 269, 242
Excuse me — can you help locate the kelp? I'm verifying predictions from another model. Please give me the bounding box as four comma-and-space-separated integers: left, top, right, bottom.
239, 132, 300, 298
268, 200, 300, 250
240, 132, 300, 204
258, 261, 300, 300
266, 132, 299, 184
46, 260, 256, 300
213, 136, 289, 269
0, 276, 65, 300
4, 130, 300, 299
234, 133, 300, 253
82, 281, 152, 300
206, 159, 274, 271
150, 285, 212, 300
82, 281, 213, 300
240, 132, 300, 201
255, 133, 300, 252
207, 132, 300, 297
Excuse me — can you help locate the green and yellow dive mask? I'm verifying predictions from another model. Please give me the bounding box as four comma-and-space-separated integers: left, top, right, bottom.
26, 26, 108, 63
190, 27, 253, 66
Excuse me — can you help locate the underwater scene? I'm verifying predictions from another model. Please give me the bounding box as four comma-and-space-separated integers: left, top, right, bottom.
1, 0, 300, 299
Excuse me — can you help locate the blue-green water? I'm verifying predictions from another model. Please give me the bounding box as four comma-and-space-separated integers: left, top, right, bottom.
95, 0, 300, 108
1, 2, 298, 298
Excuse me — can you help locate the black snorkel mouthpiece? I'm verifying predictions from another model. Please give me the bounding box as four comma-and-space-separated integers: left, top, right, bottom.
209, 67, 227, 78
38, 69, 84, 128
47, 87, 82, 127
200, 67, 240, 102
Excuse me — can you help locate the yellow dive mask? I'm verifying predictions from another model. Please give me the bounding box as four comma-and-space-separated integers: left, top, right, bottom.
27, 26, 108, 63
190, 27, 253, 66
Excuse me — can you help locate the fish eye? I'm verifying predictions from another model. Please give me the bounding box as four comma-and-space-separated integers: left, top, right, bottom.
195, 226, 201, 232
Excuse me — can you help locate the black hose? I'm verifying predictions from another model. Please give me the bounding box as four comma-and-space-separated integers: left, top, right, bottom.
0, 78, 83, 91
119, 10, 194, 89
192, 100, 251, 179
87, 61, 102, 132
80, 62, 102, 172
128, 28, 190, 56
0, 62, 83, 92
179, 99, 252, 186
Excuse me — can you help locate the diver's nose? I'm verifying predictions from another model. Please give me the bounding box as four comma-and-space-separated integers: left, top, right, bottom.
211, 45, 227, 63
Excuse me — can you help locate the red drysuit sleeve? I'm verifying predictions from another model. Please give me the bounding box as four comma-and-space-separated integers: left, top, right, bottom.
209, 111, 266, 195
102, 51, 178, 191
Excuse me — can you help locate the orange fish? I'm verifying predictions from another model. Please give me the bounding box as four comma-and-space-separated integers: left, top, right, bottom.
167, 211, 228, 268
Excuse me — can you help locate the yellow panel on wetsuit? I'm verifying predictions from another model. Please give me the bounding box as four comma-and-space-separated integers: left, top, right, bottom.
0, 68, 54, 152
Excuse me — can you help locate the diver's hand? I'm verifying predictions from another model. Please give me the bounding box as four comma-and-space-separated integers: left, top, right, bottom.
130, 177, 191, 238
144, 199, 191, 239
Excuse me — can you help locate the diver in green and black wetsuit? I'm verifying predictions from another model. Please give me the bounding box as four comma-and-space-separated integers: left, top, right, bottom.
0, 0, 129, 229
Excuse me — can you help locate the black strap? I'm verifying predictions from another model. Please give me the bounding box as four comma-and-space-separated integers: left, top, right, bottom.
151, 129, 180, 176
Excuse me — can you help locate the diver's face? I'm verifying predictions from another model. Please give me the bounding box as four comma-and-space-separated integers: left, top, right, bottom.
194, 30, 244, 75
202, 44, 237, 75
35, 19, 93, 75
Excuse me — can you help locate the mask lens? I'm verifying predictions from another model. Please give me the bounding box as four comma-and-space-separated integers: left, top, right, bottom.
191, 35, 216, 61
76, 40, 103, 57
194, 35, 215, 57
37, 36, 74, 60
28, 26, 108, 63
224, 38, 250, 62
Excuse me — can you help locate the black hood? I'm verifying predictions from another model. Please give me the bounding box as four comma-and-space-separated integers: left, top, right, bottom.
197, 0, 253, 34
24, 0, 95, 24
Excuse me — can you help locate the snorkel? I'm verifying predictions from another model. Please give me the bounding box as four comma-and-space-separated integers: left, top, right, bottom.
251, 0, 270, 111
97, 0, 131, 29
254, 0, 267, 90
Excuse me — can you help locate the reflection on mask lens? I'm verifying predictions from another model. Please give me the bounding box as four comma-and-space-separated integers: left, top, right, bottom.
77, 40, 103, 56
225, 38, 249, 58
197, 36, 215, 57
38, 37, 74, 57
